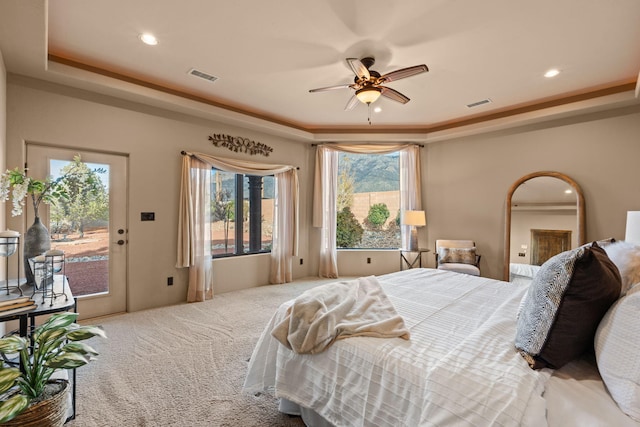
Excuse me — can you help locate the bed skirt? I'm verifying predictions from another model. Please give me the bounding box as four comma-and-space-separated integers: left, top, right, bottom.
279, 399, 334, 427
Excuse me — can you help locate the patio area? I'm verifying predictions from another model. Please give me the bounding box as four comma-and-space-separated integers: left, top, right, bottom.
51, 227, 108, 296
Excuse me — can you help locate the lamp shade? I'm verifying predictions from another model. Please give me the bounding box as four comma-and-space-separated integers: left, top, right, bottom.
355, 87, 382, 104
402, 210, 426, 227
625, 211, 640, 245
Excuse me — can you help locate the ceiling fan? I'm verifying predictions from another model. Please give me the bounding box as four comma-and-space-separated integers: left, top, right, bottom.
309, 57, 429, 110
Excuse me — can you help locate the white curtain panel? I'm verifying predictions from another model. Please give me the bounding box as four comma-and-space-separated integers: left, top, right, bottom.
177, 155, 213, 302
270, 169, 299, 284
400, 145, 423, 250
313, 143, 422, 278
317, 147, 339, 278
177, 152, 298, 301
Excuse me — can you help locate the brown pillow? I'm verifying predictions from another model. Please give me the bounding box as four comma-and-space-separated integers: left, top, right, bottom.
515, 242, 621, 369
437, 247, 477, 265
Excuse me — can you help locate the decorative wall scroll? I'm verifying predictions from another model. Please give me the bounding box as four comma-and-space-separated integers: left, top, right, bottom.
208, 134, 273, 157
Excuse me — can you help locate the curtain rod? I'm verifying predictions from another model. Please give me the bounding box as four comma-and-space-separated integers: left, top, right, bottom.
310, 142, 425, 148
181, 151, 299, 169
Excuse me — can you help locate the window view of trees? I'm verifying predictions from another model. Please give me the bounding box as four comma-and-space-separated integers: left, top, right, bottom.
48, 156, 110, 297
50, 157, 109, 239
336, 152, 401, 249
210, 170, 274, 256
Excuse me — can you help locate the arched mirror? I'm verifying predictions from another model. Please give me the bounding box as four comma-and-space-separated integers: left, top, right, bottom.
504, 171, 585, 281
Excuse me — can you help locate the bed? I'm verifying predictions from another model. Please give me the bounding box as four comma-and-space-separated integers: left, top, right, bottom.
244, 244, 640, 426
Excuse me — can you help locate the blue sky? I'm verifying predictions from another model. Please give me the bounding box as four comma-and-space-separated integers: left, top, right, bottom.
50, 159, 110, 189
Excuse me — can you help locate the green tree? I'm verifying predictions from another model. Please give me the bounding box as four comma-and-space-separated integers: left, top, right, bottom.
366, 203, 390, 229
212, 189, 233, 251
336, 207, 363, 248
337, 156, 355, 211
50, 156, 108, 238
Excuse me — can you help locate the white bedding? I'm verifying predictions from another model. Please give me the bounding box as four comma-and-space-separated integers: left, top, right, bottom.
546, 355, 640, 427
244, 268, 552, 426
271, 276, 410, 354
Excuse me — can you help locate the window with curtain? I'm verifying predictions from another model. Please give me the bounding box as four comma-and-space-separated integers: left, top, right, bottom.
211, 169, 275, 257
178, 151, 299, 301
313, 144, 422, 278
337, 152, 401, 249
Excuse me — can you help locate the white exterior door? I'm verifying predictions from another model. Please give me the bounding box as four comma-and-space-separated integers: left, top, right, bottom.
26, 144, 128, 319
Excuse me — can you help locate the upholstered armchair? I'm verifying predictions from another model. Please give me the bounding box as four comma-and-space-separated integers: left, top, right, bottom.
435, 240, 481, 276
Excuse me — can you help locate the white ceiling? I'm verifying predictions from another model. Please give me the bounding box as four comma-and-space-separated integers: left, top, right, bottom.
1, 0, 640, 142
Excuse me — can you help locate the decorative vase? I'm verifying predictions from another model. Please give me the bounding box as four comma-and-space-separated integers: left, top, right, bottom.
23, 216, 51, 287
2, 380, 69, 427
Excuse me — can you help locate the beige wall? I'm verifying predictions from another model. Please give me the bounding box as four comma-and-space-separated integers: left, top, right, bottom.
510, 210, 578, 265
1, 50, 6, 336
424, 106, 640, 279
0, 50, 6, 229
5, 75, 314, 313
5, 70, 640, 313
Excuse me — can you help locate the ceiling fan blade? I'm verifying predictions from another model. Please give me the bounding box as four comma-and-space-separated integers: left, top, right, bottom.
380, 87, 410, 104
309, 84, 353, 93
379, 64, 428, 83
344, 94, 360, 111
346, 58, 370, 80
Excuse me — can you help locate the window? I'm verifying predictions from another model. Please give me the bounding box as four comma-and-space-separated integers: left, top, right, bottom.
210, 169, 274, 257
336, 152, 401, 249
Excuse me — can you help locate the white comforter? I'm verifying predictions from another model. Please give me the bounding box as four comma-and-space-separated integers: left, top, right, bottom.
244, 268, 551, 427
271, 276, 410, 354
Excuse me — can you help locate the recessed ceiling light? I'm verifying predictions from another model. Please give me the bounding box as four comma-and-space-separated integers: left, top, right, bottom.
139, 33, 158, 46
544, 68, 560, 78
374, 106, 382, 113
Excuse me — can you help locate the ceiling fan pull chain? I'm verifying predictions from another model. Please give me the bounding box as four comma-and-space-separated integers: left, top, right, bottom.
368, 103, 372, 125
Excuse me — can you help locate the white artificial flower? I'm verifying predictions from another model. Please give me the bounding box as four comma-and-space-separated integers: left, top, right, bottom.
10, 179, 30, 217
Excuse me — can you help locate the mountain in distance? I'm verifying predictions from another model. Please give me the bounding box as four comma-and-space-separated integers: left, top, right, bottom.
211, 152, 400, 199
339, 152, 400, 193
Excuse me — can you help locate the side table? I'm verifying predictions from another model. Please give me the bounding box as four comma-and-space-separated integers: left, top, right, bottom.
0, 276, 77, 422
400, 249, 430, 270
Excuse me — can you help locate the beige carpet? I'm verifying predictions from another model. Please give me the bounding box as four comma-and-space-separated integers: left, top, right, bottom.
67, 276, 341, 427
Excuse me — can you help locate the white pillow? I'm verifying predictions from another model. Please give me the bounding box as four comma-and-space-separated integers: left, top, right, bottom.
604, 241, 640, 295
595, 285, 640, 421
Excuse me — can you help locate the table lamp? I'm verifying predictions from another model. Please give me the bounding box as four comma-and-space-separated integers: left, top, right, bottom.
625, 211, 640, 245
402, 210, 426, 251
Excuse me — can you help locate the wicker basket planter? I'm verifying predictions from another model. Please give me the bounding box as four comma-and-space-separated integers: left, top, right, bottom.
3, 379, 69, 427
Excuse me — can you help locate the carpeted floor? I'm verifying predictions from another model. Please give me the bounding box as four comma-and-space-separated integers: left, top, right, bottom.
67, 277, 340, 427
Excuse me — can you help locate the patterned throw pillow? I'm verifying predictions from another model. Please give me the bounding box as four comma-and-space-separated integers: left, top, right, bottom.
515, 242, 621, 369
437, 247, 477, 265
595, 285, 640, 421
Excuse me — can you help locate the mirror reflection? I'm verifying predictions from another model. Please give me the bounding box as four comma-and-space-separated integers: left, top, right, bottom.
504, 172, 585, 281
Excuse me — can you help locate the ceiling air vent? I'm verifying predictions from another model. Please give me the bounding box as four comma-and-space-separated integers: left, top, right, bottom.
188, 68, 218, 83
466, 98, 492, 108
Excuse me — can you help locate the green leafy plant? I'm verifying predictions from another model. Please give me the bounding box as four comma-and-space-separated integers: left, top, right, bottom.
366, 203, 390, 229
0, 312, 106, 423
336, 207, 364, 248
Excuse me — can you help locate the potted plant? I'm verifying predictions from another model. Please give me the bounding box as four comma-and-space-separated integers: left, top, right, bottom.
0, 312, 106, 425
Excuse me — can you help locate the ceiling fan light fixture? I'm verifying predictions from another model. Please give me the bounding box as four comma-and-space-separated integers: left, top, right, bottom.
356, 87, 382, 104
